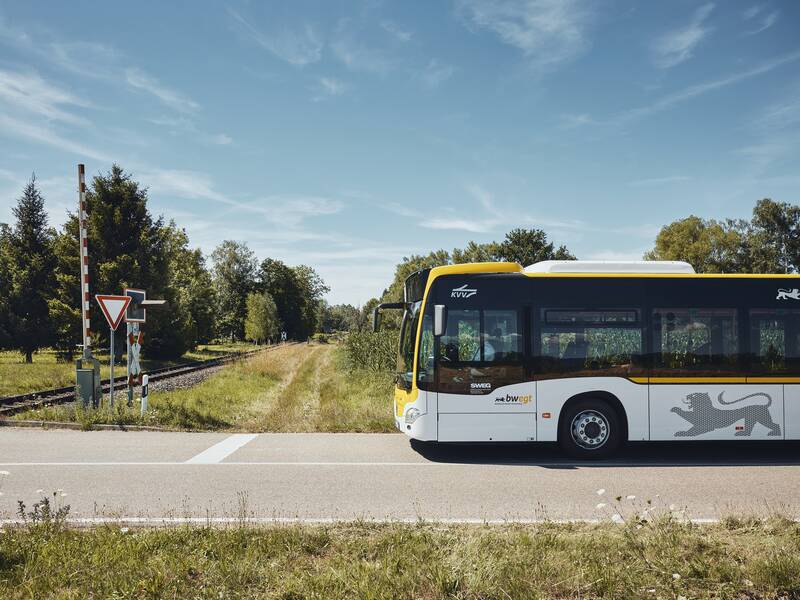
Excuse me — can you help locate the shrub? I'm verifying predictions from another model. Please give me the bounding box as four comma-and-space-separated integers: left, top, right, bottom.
343, 330, 397, 373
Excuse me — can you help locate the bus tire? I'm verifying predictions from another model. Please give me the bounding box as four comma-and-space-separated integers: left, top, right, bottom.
558, 399, 622, 459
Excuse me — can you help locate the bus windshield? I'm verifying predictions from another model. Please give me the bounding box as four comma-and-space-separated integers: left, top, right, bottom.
397, 300, 422, 389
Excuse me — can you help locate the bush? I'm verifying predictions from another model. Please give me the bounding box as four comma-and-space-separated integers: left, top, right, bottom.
343, 330, 397, 373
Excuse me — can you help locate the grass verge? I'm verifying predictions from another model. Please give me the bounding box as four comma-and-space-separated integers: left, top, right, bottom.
0, 343, 256, 397
1, 511, 798, 599
12, 343, 396, 432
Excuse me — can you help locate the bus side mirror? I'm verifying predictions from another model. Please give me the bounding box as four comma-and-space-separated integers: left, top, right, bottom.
372, 308, 381, 332
434, 305, 447, 337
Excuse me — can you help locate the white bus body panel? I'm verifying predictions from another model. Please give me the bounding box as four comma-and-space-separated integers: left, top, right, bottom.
785, 385, 800, 440
437, 381, 535, 442
535, 377, 649, 442
649, 384, 784, 440
438, 413, 536, 442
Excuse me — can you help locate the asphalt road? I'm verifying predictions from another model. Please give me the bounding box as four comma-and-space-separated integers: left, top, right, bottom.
1, 427, 799, 523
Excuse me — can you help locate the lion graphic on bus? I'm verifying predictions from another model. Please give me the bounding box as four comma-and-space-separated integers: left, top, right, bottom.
671, 391, 781, 437
776, 288, 800, 300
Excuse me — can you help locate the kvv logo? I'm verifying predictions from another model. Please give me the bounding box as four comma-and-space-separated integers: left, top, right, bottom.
451, 284, 477, 299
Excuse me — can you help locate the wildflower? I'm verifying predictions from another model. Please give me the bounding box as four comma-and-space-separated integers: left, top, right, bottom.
120, 527, 129, 534
596, 488, 605, 495
672, 573, 681, 580
611, 513, 624, 524
626, 495, 636, 500
35, 489, 44, 494
596, 503, 607, 509
669, 503, 676, 511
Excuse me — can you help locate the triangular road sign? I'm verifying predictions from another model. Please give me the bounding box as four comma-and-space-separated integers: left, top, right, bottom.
96, 295, 132, 331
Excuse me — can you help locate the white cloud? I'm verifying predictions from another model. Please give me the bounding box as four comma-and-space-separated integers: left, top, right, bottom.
651, 3, 714, 68
381, 21, 413, 42
457, 0, 591, 71
560, 113, 593, 129
744, 8, 779, 35
421, 60, 455, 87
319, 77, 347, 96
609, 50, 800, 125
228, 8, 322, 67
0, 114, 109, 161
330, 36, 390, 74
0, 69, 90, 125
209, 133, 233, 145
124, 68, 199, 113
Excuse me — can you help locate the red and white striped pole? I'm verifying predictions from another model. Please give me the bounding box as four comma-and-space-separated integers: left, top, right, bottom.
78, 164, 93, 358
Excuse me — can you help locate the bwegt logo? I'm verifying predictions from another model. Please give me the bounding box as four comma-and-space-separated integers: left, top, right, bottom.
451, 284, 477, 299
494, 394, 532, 405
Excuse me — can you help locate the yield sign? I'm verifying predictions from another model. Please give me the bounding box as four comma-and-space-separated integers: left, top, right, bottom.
96, 295, 132, 331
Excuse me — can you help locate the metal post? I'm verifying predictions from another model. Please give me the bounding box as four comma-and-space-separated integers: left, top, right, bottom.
126, 322, 133, 406
78, 164, 92, 359
141, 374, 149, 416
109, 327, 115, 408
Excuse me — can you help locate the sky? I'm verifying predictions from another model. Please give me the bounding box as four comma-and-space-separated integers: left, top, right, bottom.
0, 1, 799, 305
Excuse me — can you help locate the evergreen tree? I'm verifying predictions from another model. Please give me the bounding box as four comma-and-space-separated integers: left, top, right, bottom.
211, 240, 257, 340
6, 175, 56, 362
0, 223, 12, 349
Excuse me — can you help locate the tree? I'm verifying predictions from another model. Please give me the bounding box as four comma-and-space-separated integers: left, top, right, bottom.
451, 240, 500, 264
497, 228, 575, 266
211, 240, 257, 340
162, 222, 216, 344
48, 217, 82, 361
6, 176, 56, 362
293, 265, 330, 338
244, 292, 280, 343
645, 216, 750, 273
748, 199, 800, 273
0, 224, 12, 349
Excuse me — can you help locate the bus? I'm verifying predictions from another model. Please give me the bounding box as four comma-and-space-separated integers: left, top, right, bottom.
373, 260, 800, 458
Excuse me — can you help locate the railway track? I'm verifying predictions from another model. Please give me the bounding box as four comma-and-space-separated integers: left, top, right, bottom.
0, 342, 300, 416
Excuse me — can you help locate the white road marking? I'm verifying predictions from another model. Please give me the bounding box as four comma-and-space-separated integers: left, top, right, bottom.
0, 516, 738, 526
0, 461, 793, 467
184, 434, 259, 464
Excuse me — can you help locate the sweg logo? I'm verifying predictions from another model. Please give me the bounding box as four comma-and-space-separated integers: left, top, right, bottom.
470, 382, 491, 390
494, 394, 532, 405
451, 284, 477, 299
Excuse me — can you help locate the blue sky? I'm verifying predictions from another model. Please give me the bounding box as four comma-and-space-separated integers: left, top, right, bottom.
0, 1, 798, 304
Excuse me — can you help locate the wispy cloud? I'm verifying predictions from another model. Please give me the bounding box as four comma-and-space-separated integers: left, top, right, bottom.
0, 68, 91, 125
560, 113, 594, 129
316, 76, 347, 99
0, 114, 109, 161
422, 183, 504, 233
330, 34, 390, 74
606, 51, 800, 126
227, 8, 322, 67
628, 175, 692, 187
456, 0, 591, 71
420, 60, 455, 87
381, 21, 413, 42
651, 3, 714, 68
742, 5, 779, 35
125, 68, 199, 113
147, 115, 233, 146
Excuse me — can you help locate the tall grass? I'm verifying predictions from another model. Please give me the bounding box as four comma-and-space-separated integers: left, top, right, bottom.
14, 343, 396, 432
343, 330, 397, 373
1, 516, 798, 598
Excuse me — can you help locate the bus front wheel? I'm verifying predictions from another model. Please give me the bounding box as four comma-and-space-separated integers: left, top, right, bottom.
558, 400, 622, 459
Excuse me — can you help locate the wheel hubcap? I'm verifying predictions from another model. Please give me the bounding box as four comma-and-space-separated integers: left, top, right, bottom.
570, 410, 610, 450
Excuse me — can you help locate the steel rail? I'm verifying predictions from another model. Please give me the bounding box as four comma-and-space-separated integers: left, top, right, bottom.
0, 342, 301, 415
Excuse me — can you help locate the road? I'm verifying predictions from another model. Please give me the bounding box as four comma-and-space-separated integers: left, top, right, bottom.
1, 427, 799, 523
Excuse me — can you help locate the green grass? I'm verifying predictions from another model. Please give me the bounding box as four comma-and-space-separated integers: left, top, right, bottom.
13, 344, 397, 432
0, 342, 257, 397
1, 509, 799, 599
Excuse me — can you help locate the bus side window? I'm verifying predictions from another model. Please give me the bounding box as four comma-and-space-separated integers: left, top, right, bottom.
749, 309, 800, 374
652, 308, 738, 375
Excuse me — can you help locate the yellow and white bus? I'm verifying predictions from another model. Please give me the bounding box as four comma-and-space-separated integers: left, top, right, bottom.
374, 260, 800, 457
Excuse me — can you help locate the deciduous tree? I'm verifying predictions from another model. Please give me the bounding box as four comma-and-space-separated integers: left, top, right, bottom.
212, 240, 257, 340
244, 291, 280, 343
